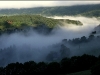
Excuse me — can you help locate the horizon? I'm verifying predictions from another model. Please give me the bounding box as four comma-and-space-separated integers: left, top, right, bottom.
0, 1, 100, 9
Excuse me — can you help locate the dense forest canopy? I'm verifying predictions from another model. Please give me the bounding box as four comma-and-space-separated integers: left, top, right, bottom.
0, 15, 82, 34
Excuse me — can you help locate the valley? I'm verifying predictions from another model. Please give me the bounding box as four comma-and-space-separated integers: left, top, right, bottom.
0, 1, 100, 75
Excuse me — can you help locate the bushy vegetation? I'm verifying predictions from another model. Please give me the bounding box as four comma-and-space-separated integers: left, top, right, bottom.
91, 59, 100, 75
0, 54, 99, 75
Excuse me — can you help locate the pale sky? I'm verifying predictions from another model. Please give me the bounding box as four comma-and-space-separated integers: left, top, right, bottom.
0, 1, 100, 9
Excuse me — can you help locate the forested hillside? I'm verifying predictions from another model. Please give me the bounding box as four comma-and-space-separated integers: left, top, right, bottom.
0, 4, 100, 17
80, 10, 100, 17
0, 3, 100, 75
0, 15, 82, 34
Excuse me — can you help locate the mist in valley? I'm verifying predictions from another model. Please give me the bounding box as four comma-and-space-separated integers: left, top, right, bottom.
0, 16, 100, 67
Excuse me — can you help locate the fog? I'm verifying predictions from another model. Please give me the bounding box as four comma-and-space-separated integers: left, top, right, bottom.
50, 16, 100, 38
0, 16, 100, 67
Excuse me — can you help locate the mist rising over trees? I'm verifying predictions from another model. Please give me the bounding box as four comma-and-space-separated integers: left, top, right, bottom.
0, 3, 100, 74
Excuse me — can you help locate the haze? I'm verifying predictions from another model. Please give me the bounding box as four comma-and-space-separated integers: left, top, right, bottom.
0, 16, 100, 67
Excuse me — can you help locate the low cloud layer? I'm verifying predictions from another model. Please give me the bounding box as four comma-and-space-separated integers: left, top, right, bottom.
49, 16, 100, 38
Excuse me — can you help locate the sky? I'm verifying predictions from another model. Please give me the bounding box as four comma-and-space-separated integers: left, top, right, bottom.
0, 1, 100, 9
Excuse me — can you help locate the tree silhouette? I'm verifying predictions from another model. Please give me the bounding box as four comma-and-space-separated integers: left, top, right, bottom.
36, 62, 47, 73
23, 61, 37, 74
91, 61, 100, 75
60, 44, 70, 58
60, 57, 71, 74
46, 62, 61, 74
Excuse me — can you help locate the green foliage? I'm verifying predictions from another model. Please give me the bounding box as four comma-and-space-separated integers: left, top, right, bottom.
0, 15, 82, 33
57, 19, 83, 25
0, 4, 100, 17
80, 10, 100, 17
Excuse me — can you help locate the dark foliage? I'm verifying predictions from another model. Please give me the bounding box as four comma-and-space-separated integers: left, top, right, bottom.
0, 54, 99, 75
91, 60, 100, 75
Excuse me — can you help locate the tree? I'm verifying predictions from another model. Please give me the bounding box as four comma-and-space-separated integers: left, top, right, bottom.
23, 61, 37, 74
72, 38, 80, 44
91, 61, 100, 75
88, 35, 95, 41
46, 51, 59, 61
3, 21, 12, 28
0, 67, 4, 75
36, 62, 47, 73
80, 36, 87, 43
5, 62, 24, 75
46, 62, 61, 74
60, 57, 71, 74
60, 44, 70, 58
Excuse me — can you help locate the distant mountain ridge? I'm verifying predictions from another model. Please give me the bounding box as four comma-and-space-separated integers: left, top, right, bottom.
0, 4, 100, 17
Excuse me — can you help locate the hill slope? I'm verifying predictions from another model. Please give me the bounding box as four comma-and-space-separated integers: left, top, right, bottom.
0, 4, 100, 17
0, 15, 83, 34
66, 70, 91, 75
